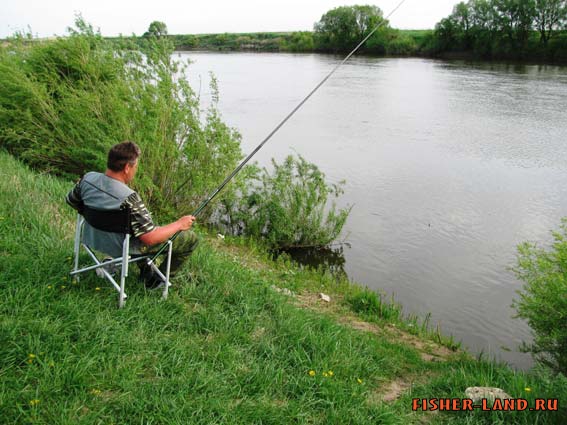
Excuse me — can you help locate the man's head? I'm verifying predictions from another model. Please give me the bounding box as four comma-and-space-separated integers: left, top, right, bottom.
107, 141, 141, 184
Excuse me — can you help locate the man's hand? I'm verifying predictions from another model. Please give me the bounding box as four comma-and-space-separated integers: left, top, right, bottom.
139, 215, 196, 246
177, 215, 196, 231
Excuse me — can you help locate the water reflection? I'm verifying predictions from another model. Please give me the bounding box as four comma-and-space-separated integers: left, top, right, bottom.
280, 244, 349, 278
179, 52, 567, 370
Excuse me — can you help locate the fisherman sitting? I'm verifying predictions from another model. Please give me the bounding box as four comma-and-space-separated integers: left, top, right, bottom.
65, 141, 198, 288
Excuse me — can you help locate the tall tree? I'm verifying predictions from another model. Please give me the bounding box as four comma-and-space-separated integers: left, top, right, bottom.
314, 5, 387, 52
434, 16, 460, 51
494, 0, 536, 48
144, 21, 168, 38
469, 0, 499, 32
534, 0, 567, 45
453, 2, 473, 48
453, 2, 472, 33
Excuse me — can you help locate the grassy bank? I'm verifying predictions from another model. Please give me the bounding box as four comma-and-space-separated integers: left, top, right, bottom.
165, 29, 567, 64
1, 150, 565, 424
104, 30, 432, 54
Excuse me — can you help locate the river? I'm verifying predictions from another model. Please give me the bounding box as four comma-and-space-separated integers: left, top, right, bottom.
178, 51, 567, 370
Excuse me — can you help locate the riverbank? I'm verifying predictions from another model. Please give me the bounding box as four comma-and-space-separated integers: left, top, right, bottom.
107, 30, 429, 55
162, 29, 567, 65
8, 29, 565, 65
1, 152, 565, 423
162, 30, 567, 65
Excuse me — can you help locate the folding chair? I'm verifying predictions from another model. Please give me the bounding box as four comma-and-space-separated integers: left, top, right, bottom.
70, 205, 173, 308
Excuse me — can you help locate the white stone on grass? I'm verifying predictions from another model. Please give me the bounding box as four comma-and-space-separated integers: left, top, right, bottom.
270, 285, 294, 297
465, 387, 511, 403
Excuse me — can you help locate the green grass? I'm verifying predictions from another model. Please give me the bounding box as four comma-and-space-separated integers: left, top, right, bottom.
1, 151, 565, 424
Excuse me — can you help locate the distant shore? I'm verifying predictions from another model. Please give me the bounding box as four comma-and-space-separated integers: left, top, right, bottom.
134, 30, 567, 65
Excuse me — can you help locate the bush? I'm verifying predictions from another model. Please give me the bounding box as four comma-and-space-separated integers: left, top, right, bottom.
513, 218, 567, 375
0, 17, 243, 222
0, 18, 351, 250
385, 32, 417, 56
217, 155, 351, 250
280, 32, 315, 52
346, 288, 401, 321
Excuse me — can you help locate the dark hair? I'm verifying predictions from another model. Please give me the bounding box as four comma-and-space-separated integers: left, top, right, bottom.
107, 141, 141, 172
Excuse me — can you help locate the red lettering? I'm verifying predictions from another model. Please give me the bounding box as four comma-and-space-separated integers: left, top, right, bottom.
492, 398, 503, 411
413, 396, 557, 412
547, 399, 558, 411
439, 399, 451, 410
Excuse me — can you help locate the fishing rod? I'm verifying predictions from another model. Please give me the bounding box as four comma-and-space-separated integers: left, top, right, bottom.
151, 0, 408, 261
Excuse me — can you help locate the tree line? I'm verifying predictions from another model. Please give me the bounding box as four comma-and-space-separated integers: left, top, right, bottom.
138, 2, 567, 62
430, 0, 567, 61
137, 11, 418, 56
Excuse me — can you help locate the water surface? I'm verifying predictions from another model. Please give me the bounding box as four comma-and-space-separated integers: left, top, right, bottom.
179, 51, 567, 369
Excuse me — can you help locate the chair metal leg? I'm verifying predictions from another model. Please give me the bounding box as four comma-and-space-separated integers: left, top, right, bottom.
119, 234, 130, 309
145, 260, 171, 295
69, 214, 176, 308
80, 245, 129, 303
72, 216, 84, 282
163, 240, 173, 299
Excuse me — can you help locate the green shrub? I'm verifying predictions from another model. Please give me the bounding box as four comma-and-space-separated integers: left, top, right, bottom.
0, 19, 351, 250
513, 218, 567, 375
0, 17, 243, 222
346, 288, 401, 321
385, 32, 417, 56
280, 32, 315, 52
218, 155, 351, 250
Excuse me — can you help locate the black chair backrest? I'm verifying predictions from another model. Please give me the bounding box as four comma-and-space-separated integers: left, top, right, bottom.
82, 205, 131, 234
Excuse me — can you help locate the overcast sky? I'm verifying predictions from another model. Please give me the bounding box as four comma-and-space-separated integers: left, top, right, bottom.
1, 0, 461, 39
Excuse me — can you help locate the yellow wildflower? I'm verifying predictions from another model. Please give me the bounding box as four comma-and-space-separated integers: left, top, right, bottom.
323, 372, 328, 377
95, 287, 101, 291
47, 285, 52, 289
357, 378, 363, 384
28, 354, 36, 359
29, 399, 40, 407
90, 389, 102, 396
328, 370, 334, 377
308, 370, 316, 377
525, 387, 532, 392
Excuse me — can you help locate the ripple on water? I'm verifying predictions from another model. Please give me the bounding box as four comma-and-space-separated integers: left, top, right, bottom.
179, 53, 567, 369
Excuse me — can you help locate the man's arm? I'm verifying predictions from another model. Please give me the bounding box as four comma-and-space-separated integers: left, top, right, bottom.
65, 179, 84, 213
124, 192, 195, 247
138, 216, 195, 246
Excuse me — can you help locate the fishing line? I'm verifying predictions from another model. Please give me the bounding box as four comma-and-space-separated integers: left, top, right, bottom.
152, 0, 408, 261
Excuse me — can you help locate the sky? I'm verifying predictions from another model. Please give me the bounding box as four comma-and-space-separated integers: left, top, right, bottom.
1, 0, 462, 39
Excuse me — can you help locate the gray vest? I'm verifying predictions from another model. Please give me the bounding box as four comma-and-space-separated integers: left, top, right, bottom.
80, 172, 143, 257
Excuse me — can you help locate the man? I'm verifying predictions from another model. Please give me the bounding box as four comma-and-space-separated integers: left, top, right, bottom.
66, 141, 198, 288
